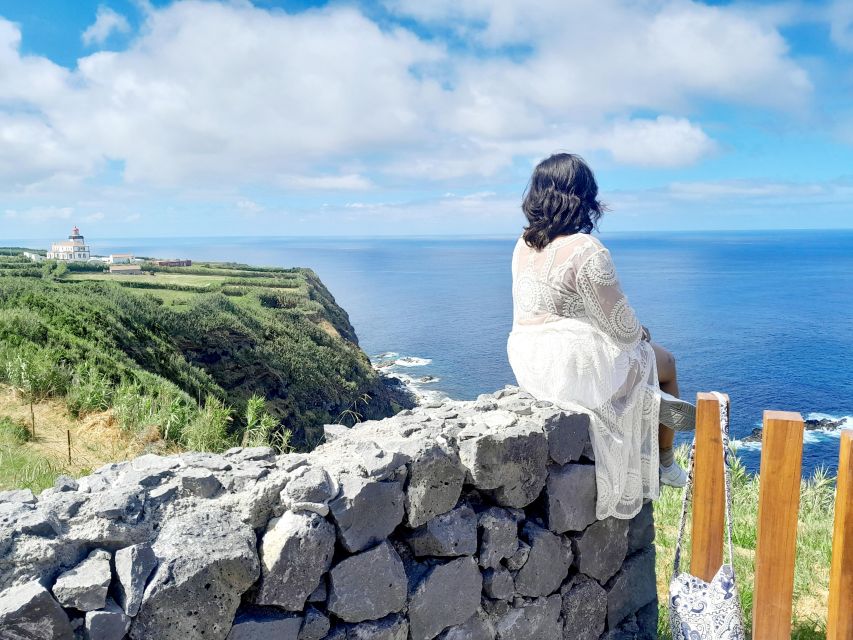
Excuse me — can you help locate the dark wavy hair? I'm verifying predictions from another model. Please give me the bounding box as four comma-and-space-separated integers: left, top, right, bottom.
521, 153, 604, 250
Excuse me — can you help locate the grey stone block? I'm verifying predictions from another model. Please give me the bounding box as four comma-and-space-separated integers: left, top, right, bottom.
179, 452, 233, 472
224, 446, 276, 463
403, 443, 466, 528
458, 423, 548, 508
634, 600, 658, 639
560, 574, 607, 640
52, 549, 112, 611
513, 522, 572, 597
348, 440, 410, 479
54, 475, 79, 492
482, 568, 513, 600
407, 506, 477, 557
599, 614, 639, 640
481, 597, 510, 618
324, 423, 351, 442
546, 464, 597, 533
0, 580, 73, 640
573, 517, 629, 584
147, 483, 177, 504
346, 614, 408, 640
180, 468, 223, 498
626, 502, 655, 554
299, 606, 330, 640
503, 541, 529, 572
437, 611, 495, 640
0, 488, 36, 504
409, 556, 482, 640
9, 504, 59, 537
542, 411, 590, 465
328, 541, 407, 623
130, 510, 260, 640
114, 543, 157, 617
329, 475, 405, 553
605, 548, 657, 630
282, 466, 336, 508
255, 511, 335, 611
307, 578, 327, 603
88, 484, 144, 522
493, 595, 562, 640
226, 607, 302, 640
477, 507, 519, 569
85, 598, 130, 640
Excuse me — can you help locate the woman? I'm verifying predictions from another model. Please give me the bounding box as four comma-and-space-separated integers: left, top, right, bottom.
507, 153, 694, 521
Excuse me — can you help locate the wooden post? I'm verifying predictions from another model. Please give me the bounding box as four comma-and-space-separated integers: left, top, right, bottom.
66, 430, 72, 465
690, 392, 728, 582
828, 430, 853, 640
752, 410, 804, 639
29, 400, 35, 439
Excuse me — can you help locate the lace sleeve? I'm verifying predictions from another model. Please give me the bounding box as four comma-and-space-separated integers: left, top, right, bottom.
575, 247, 642, 347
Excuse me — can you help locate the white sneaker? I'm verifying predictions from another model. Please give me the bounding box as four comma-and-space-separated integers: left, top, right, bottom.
658, 390, 696, 432
660, 461, 688, 488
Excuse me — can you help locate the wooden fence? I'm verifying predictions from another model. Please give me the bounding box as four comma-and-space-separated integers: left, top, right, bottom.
690, 393, 852, 639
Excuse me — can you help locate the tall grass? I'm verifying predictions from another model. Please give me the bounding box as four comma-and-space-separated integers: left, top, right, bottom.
0, 415, 66, 492
66, 364, 112, 415
241, 393, 293, 451
2, 345, 71, 400
111, 380, 196, 443
182, 395, 233, 452
655, 446, 835, 639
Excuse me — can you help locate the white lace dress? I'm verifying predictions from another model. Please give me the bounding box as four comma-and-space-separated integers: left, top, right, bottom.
507, 233, 660, 520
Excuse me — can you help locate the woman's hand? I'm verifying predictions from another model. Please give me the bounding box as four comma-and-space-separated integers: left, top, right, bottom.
641, 326, 651, 342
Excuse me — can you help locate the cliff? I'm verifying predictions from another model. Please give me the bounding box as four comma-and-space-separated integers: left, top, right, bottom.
0, 387, 657, 640
0, 254, 415, 452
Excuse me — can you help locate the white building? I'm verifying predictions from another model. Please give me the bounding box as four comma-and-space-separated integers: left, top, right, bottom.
47, 226, 91, 261
109, 254, 133, 264
23, 252, 45, 262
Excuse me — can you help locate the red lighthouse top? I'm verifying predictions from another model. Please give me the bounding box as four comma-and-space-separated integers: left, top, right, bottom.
72, 226, 80, 236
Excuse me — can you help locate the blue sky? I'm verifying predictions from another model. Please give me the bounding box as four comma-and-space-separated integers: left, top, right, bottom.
1, 0, 852, 239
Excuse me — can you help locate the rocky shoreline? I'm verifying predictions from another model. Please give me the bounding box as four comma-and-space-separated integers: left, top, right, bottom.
740, 416, 848, 444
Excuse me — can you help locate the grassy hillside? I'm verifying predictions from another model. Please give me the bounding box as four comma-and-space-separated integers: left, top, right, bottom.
0, 251, 414, 465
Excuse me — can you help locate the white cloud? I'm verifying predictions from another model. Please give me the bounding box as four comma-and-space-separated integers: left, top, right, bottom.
236, 199, 264, 215
594, 117, 717, 168
82, 6, 131, 46
279, 174, 374, 191
828, 0, 853, 51
84, 211, 105, 222
0, 0, 814, 198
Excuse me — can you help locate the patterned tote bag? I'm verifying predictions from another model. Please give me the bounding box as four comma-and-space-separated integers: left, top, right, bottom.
669, 392, 746, 640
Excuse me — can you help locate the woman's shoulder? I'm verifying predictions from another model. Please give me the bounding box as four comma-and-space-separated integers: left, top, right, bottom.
551, 232, 605, 250
514, 232, 606, 253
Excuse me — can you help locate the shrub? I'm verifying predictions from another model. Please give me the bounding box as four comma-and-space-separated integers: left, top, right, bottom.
0, 416, 31, 445
66, 363, 113, 415
2, 346, 71, 400
182, 395, 233, 452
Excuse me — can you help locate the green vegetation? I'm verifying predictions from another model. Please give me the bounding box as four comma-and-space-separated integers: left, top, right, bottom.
0, 414, 68, 493
0, 250, 413, 470
655, 447, 835, 639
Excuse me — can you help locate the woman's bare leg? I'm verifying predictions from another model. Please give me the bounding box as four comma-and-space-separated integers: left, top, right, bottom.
652, 342, 678, 456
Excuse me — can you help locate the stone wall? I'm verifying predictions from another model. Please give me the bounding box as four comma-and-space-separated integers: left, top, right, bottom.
0, 386, 658, 640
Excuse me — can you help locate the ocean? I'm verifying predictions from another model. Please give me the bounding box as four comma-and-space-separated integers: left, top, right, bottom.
14, 230, 853, 476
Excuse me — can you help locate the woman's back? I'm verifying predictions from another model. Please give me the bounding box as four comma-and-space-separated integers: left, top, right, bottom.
511, 233, 642, 349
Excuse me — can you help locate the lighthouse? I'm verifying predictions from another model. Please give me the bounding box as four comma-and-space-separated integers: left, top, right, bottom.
47, 226, 91, 261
